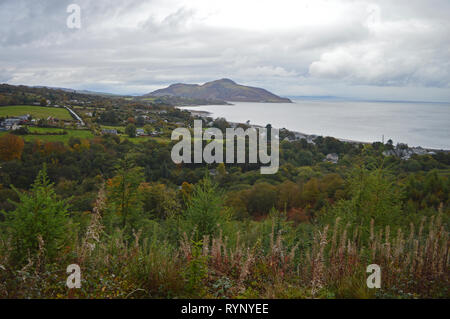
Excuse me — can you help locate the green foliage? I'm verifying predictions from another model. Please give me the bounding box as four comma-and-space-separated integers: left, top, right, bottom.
183, 176, 229, 241
105, 157, 144, 233
125, 123, 137, 138
143, 124, 154, 134
4, 166, 70, 265
247, 182, 278, 215
141, 183, 181, 219
320, 166, 404, 238
1, 82, 449, 299
183, 240, 208, 297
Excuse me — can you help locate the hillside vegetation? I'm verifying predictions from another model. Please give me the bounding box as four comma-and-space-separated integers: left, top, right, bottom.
0, 84, 448, 299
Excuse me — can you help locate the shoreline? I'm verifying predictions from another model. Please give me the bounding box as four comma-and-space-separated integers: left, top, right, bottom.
178, 106, 450, 153
179, 107, 375, 145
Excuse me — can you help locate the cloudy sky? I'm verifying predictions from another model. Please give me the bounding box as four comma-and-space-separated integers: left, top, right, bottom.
1, 0, 449, 101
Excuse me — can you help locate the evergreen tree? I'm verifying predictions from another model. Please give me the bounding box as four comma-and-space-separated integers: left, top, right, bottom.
105, 157, 144, 232
184, 176, 229, 241
5, 166, 70, 265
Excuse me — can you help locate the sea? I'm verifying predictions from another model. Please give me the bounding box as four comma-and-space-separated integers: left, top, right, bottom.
180, 99, 450, 150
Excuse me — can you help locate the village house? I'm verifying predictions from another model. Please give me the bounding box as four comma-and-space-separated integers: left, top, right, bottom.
11, 123, 22, 131
102, 129, 118, 135
136, 128, 146, 136
383, 145, 435, 160
1, 118, 22, 130
324, 153, 339, 164
17, 114, 30, 121
46, 116, 59, 125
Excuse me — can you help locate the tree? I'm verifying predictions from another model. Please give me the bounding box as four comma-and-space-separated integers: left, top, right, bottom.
320, 167, 404, 240
5, 166, 70, 265
277, 180, 301, 210
106, 157, 144, 231
297, 150, 313, 166
386, 139, 394, 150
301, 178, 320, 207
0, 134, 24, 161
180, 181, 194, 204
144, 124, 154, 134
184, 176, 229, 241
40, 98, 47, 106
213, 117, 229, 132
247, 182, 278, 215
99, 110, 119, 125
125, 123, 137, 138
216, 163, 226, 178
140, 183, 180, 219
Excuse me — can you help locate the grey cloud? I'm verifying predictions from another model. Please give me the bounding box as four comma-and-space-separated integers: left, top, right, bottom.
0, 0, 449, 101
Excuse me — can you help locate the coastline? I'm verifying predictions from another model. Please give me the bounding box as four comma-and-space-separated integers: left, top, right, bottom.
178, 106, 371, 145
178, 106, 450, 153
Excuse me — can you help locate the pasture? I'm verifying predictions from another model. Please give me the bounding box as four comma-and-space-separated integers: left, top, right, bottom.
0, 105, 73, 121
0, 127, 93, 144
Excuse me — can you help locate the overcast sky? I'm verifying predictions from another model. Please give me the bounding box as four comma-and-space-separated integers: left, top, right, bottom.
1, 0, 449, 101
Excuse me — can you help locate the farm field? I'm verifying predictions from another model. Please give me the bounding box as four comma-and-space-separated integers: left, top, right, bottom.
123, 135, 171, 144
0, 105, 73, 120
0, 127, 93, 144
100, 125, 125, 133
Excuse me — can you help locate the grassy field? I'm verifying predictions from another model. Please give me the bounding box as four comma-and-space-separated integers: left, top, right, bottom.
119, 134, 171, 145
0, 105, 73, 120
0, 127, 93, 144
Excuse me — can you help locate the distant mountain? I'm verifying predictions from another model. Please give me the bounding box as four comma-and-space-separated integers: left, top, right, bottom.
146, 79, 292, 103
33, 86, 120, 97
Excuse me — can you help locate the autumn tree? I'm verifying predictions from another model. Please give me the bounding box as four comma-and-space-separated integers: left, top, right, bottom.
180, 181, 194, 204
0, 134, 24, 161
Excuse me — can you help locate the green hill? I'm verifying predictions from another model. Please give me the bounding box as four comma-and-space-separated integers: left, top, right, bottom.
147, 79, 292, 103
